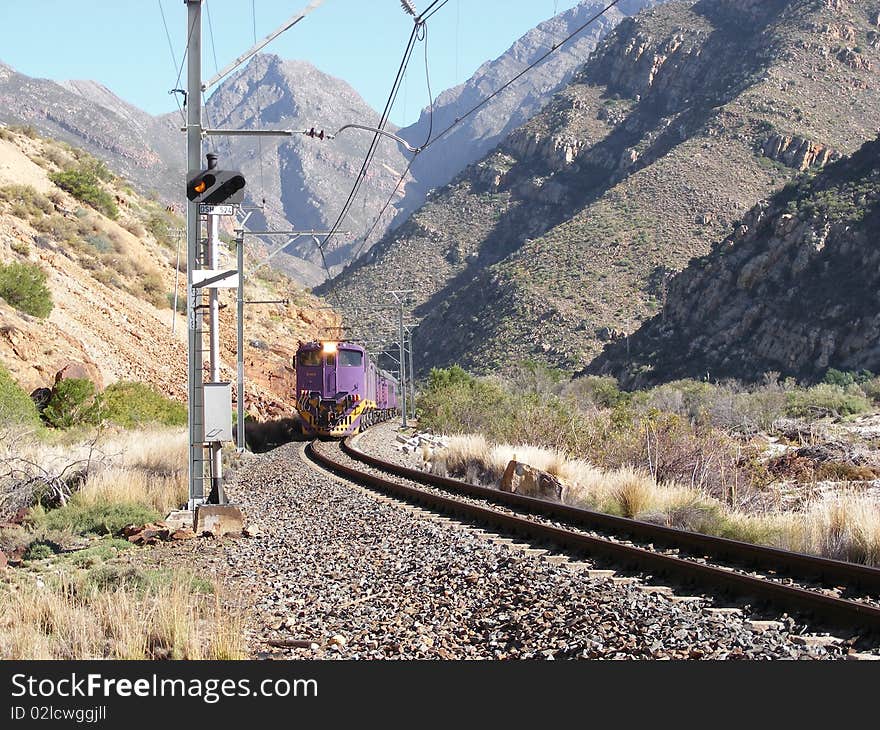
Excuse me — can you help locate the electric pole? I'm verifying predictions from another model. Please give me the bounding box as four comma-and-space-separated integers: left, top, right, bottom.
387, 290, 413, 428
185, 0, 205, 509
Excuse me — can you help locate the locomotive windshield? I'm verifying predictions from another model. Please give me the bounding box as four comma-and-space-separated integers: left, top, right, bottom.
299, 350, 321, 367
338, 350, 364, 367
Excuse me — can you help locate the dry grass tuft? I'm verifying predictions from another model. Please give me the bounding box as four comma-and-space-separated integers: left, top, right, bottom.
431, 432, 880, 565
798, 491, 880, 565
0, 570, 246, 660
1, 427, 187, 517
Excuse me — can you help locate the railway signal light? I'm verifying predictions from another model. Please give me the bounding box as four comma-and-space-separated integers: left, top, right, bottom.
186, 168, 246, 205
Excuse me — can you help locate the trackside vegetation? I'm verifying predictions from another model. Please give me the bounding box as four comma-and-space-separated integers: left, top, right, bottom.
418, 364, 880, 565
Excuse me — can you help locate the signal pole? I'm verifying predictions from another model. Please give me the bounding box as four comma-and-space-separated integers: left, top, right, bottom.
185, 0, 205, 509
205, 155, 223, 503
405, 323, 416, 421
386, 290, 413, 428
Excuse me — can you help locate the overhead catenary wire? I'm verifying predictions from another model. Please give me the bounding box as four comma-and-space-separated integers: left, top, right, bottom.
347, 21, 434, 265
421, 0, 623, 151
315, 19, 423, 281
157, 0, 185, 121
337, 0, 623, 278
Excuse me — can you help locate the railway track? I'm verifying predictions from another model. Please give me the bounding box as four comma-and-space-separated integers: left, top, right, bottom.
305, 434, 880, 641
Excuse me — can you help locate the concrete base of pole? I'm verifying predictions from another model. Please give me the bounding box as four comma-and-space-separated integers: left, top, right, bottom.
194, 504, 244, 537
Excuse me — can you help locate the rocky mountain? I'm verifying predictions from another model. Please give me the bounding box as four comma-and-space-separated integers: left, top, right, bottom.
0, 2, 665, 287
0, 127, 337, 418
0, 62, 182, 201
395, 0, 668, 213
318, 0, 880, 375
587, 135, 880, 386
201, 54, 415, 285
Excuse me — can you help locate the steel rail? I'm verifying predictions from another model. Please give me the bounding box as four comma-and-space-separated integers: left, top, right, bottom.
341, 437, 880, 594
303, 439, 880, 634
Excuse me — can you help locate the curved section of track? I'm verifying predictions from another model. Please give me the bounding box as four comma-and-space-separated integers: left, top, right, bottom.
305, 436, 880, 635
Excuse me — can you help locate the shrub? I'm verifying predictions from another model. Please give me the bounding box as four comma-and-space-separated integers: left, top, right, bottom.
29, 499, 160, 537
562, 375, 628, 409
84, 234, 112, 253
0, 185, 53, 221
10, 124, 38, 139
135, 272, 168, 309
861, 377, 880, 403
0, 261, 53, 318
42, 378, 99, 429
823, 368, 874, 388
419, 367, 518, 438
32, 213, 79, 243
785, 383, 872, 418
49, 167, 117, 219
97, 382, 186, 429
23, 539, 60, 560
0, 363, 40, 427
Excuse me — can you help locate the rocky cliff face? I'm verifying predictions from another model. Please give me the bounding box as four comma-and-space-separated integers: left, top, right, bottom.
319, 0, 880, 375
587, 135, 880, 385
395, 0, 666, 212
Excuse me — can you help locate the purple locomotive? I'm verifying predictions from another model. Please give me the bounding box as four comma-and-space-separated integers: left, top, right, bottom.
294, 340, 399, 437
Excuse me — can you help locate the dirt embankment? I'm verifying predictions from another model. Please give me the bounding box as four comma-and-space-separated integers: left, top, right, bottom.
0, 128, 338, 418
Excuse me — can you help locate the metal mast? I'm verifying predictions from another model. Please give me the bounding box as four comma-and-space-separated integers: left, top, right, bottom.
387, 290, 413, 428
185, 0, 205, 509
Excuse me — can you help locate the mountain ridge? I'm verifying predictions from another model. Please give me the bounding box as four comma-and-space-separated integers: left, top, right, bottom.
587, 134, 880, 386
318, 0, 880, 377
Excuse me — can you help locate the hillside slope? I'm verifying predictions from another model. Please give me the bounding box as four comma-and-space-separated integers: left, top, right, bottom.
0, 63, 181, 201
319, 0, 880, 375
203, 54, 418, 285
587, 135, 880, 386
0, 127, 337, 419
396, 0, 666, 211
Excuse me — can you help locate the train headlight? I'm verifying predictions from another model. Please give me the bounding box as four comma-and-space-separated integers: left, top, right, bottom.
322, 341, 338, 354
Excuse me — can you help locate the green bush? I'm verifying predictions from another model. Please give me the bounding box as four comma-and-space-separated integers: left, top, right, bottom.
97, 381, 186, 428
42, 378, 99, 429
29, 499, 160, 537
823, 368, 874, 388
419, 367, 518, 437
49, 166, 118, 219
563, 375, 629, 409
0, 261, 53, 318
0, 363, 40, 427
23, 539, 61, 560
785, 383, 872, 418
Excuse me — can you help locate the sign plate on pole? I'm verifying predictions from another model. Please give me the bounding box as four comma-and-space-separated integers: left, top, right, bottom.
192, 269, 240, 289
199, 204, 235, 216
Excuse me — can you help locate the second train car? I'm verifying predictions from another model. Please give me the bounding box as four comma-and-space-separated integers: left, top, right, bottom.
294, 340, 399, 437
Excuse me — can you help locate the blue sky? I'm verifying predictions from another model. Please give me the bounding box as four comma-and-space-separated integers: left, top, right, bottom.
1, 0, 581, 126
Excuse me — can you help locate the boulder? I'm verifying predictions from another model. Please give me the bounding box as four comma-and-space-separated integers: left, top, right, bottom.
54, 361, 103, 389
500, 460, 564, 501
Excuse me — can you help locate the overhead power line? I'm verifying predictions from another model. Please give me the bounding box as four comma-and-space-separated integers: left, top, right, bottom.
332, 0, 623, 278
314, 18, 423, 280
421, 0, 623, 151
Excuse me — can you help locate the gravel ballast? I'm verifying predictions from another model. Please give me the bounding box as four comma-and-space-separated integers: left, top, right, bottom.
184, 434, 853, 660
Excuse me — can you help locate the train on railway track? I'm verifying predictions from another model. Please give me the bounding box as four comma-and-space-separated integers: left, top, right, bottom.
294, 340, 399, 437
